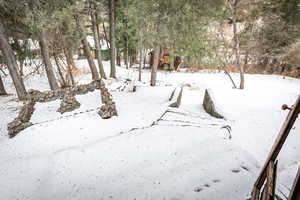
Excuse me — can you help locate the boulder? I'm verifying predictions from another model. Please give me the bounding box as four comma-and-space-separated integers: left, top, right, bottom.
169, 87, 183, 108
203, 89, 224, 119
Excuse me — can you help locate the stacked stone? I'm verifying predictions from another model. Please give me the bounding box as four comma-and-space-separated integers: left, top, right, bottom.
7, 80, 103, 138
7, 100, 35, 138
27, 89, 64, 102
27, 80, 102, 103
98, 83, 118, 119
57, 90, 81, 114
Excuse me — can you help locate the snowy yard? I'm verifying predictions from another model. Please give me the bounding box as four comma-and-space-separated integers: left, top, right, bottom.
0, 61, 299, 200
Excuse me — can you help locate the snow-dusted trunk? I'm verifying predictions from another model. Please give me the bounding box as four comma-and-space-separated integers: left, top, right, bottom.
232, 0, 244, 89
0, 23, 27, 99
109, 0, 116, 78
92, 13, 107, 79
39, 30, 59, 90
0, 74, 7, 95
150, 46, 160, 86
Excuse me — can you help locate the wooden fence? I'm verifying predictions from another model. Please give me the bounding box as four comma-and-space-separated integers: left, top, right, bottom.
251, 95, 300, 200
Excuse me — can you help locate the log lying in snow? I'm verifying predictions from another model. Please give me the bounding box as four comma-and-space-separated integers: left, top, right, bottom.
202, 89, 224, 119
169, 87, 183, 108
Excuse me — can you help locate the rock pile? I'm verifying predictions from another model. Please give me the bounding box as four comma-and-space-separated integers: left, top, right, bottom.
98, 83, 118, 119
7, 100, 35, 138
27, 81, 102, 103
7, 80, 103, 138
57, 90, 81, 114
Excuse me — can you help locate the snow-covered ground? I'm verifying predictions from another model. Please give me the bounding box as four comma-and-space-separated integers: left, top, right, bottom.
0, 60, 299, 199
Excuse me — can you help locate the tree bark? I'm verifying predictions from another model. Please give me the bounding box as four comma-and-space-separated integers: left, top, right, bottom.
150, 46, 160, 86
0, 22, 27, 99
138, 48, 143, 81
170, 47, 175, 71
64, 42, 77, 70
124, 35, 129, 69
92, 12, 107, 79
54, 54, 67, 87
81, 37, 100, 80
77, 18, 100, 80
232, 0, 244, 89
102, 23, 110, 49
109, 0, 116, 78
39, 30, 60, 90
63, 41, 76, 86
116, 45, 121, 66
0, 74, 7, 95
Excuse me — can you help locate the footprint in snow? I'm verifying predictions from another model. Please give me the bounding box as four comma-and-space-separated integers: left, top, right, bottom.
231, 169, 240, 173
194, 187, 203, 192
212, 179, 221, 183
240, 165, 250, 172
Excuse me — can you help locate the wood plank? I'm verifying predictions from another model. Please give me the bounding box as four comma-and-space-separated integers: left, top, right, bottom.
251, 95, 300, 199
288, 166, 300, 200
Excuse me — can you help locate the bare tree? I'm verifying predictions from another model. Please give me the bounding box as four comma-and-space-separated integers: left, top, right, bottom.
0, 22, 27, 99
226, 0, 245, 89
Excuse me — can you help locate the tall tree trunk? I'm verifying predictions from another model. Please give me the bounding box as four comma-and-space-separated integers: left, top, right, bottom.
0, 22, 27, 99
39, 30, 59, 90
143, 49, 147, 68
102, 23, 110, 49
96, 15, 107, 79
150, 46, 160, 86
232, 0, 244, 89
81, 37, 100, 80
77, 18, 100, 80
109, 0, 116, 78
169, 47, 175, 71
19, 59, 24, 77
0, 74, 7, 95
54, 54, 67, 87
63, 42, 75, 86
124, 35, 129, 69
138, 48, 143, 81
116, 45, 121, 66
92, 12, 107, 79
64, 42, 77, 70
